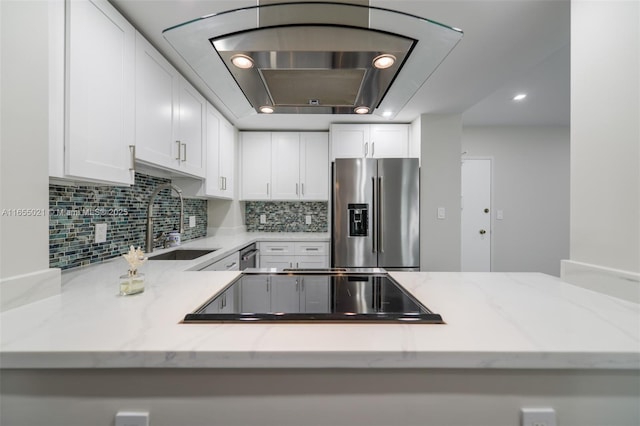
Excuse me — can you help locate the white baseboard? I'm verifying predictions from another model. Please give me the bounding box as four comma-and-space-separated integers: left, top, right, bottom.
561, 260, 640, 303
0, 268, 61, 312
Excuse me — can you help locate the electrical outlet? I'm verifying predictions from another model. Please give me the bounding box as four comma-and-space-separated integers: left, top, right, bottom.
115, 411, 149, 426
305, 215, 312, 225
189, 215, 196, 228
437, 207, 446, 219
94, 223, 107, 243
260, 214, 267, 224
521, 408, 556, 426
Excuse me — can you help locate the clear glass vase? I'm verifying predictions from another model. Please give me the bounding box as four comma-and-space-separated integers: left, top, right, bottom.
119, 271, 145, 296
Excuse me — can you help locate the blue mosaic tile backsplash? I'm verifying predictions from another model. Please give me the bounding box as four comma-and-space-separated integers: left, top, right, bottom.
245, 201, 328, 232
49, 173, 207, 270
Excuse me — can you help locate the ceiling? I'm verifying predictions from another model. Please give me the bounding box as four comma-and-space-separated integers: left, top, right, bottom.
109, 0, 570, 130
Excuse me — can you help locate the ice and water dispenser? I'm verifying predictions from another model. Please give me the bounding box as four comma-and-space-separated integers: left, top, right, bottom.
348, 203, 368, 237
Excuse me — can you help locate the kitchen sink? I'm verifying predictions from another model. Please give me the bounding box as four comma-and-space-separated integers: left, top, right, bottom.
148, 249, 217, 261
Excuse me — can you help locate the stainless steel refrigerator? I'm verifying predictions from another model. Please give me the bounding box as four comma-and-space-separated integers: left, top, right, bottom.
332, 158, 420, 270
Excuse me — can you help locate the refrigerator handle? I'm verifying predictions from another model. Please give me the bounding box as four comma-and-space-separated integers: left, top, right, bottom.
371, 176, 377, 253
378, 176, 384, 253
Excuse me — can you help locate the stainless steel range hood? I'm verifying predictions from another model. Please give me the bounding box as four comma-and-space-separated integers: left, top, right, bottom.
163, 2, 463, 118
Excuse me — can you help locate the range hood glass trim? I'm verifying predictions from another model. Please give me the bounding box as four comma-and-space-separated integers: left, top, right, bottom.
162, 2, 463, 119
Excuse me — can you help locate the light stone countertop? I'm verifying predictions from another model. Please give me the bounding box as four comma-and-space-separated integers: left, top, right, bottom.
1, 232, 638, 370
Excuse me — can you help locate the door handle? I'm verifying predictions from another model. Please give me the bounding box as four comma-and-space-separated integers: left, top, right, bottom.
371, 176, 377, 253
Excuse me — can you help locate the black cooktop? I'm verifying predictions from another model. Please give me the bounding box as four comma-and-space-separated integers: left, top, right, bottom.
183, 270, 444, 324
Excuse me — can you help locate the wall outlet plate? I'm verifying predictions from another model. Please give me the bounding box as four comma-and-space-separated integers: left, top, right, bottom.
94, 223, 107, 243
521, 407, 556, 426
260, 214, 267, 224
115, 411, 149, 426
305, 215, 312, 225
189, 215, 196, 228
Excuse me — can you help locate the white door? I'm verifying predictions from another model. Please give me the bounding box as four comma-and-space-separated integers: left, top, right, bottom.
461, 159, 492, 271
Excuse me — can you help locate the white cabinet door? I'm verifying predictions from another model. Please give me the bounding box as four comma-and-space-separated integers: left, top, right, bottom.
260, 255, 294, 269
176, 79, 205, 177
218, 119, 236, 198
204, 105, 221, 197
241, 132, 272, 200
370, 124, 409, 158
330, 124, 368, 159
66, 0, 135, 185
270, 276, 300, 312
240, 275, 270, 313
295, 255, 329, 269
135, 32, 177, 170
203, 104, 235, 199
271, 132, 300, 200
301, 276, 331, 313
300, 132, 329, 200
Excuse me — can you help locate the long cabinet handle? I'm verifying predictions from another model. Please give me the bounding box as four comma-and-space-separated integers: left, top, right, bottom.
378, 176, 384, 253
372, 142, 375, 157
129, 145, 136, 171
301, 183, 304, 195
364, 142, 368, 157
181, 143, 187, 162
175, 141, 181, 160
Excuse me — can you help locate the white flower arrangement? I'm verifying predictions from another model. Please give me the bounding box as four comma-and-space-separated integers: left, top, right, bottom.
122, 246, 147, 276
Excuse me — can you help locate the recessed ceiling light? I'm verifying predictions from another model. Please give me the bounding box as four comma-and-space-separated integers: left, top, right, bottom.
230, 54, 254, 69
513, 93, 527, 101
259, 105, 274, 114
354, 106, 370, 114
372, 54, 396, 69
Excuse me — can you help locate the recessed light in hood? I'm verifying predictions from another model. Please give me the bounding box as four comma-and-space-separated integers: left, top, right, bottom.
163, 2, 463, 119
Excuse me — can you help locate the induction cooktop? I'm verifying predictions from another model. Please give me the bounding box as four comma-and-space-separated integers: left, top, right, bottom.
183, 269, 444, 324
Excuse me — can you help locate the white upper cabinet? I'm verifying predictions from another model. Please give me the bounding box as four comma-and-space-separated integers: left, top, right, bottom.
62, 0, 135, 185
240, 132, 329, 201
134, 32, 177, 169
271, 132, 302, 200
299, 132, 329, 200
134, 32, 205, 178
330, 124, 411, 160
204, 104, 235, 199
240, 132, 272, 200
175, 78, 206, 176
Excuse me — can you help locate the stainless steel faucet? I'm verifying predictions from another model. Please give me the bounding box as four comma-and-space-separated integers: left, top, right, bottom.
146, 183, 184, 253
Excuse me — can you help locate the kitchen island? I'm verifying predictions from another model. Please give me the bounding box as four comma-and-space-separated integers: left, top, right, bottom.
1, 234, 639, 425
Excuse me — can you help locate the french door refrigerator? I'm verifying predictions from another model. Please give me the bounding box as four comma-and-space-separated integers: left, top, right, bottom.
332, 158, 420, 270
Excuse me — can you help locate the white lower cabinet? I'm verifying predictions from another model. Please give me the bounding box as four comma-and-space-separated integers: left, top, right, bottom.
198, 251, 240, 271
258, 241, 329, 269
239, 275, 330, 313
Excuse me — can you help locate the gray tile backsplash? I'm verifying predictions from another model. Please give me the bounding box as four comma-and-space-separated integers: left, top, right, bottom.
49, 173, 207, 270
245, 201, 328, 232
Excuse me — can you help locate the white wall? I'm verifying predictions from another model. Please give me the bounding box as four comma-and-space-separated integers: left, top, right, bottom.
463, 126, 570, 276
420, 114, 462, 271
563, 0, 640, 300
0, 0, 60, 311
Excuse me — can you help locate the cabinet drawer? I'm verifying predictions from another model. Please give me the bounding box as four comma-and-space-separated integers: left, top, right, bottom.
199, 252, 240, 271
260, 255, 295, 269
294, 242, 328, 256
259, 241, 295, 255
